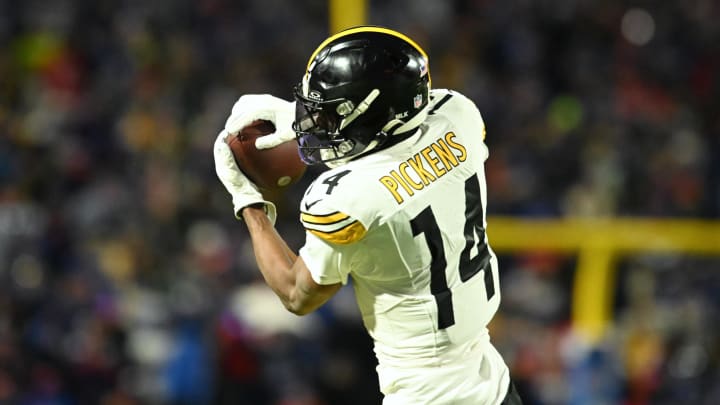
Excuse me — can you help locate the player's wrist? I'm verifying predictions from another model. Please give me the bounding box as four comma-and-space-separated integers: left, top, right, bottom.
236, 200, 277, 225
239, 203, 276, 227
238, 203, 265, 216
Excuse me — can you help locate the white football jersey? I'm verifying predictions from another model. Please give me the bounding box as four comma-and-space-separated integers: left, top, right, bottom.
298, 89, 508, 403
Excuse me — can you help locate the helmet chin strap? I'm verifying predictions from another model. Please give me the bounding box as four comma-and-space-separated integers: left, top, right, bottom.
333, 103, 429, 167
323, 133, 385, 169
339, 88, 381, 130
325, 91, 429, 168
322, 88, 382, 168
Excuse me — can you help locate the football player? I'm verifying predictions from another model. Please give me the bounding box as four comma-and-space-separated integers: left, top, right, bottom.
214, 26, 522, 405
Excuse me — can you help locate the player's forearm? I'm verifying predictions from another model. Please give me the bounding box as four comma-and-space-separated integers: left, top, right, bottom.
241, 206, 298, 306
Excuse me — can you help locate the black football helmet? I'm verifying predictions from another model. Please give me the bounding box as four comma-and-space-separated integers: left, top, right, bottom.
293, 26, 431, 166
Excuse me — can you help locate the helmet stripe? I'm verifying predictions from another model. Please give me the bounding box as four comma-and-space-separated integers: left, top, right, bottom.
305, 26, 429, 72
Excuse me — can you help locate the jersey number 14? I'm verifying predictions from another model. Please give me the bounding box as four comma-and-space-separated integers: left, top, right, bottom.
410, 173, 495, 329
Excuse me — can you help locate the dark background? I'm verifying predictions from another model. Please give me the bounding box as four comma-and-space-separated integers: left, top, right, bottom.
0, 0, 718, 404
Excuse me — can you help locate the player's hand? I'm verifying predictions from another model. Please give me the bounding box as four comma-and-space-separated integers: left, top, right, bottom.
223, 94, 296, 150
213, 131, 277, 224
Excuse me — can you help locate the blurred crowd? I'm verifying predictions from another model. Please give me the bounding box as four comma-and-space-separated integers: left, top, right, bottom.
0, 0, 718, 404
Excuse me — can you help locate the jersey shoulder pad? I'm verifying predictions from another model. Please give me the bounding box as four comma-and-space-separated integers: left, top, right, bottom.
299, 169, 370, 245
429, 89, 486, 140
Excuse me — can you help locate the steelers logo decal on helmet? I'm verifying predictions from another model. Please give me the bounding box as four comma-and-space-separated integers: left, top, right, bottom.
292, 26, 432, 166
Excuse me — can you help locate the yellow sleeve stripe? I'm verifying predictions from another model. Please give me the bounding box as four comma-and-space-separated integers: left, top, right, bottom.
301, 211, 350, 225
307, 220, 367, 245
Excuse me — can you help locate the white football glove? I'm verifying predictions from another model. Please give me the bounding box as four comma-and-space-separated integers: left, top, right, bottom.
214, 131, 277, 224
223, 94, 297, 150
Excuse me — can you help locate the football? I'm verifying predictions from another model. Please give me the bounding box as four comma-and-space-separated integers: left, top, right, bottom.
226, 120, 306, 191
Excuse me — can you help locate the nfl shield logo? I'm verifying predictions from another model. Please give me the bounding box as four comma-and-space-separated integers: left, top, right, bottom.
413, 94, 423, 108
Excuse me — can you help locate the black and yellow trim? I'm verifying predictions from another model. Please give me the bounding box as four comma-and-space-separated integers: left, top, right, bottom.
306, 26, 431, 85
307, 220, 367, 245
300, 211, 350, 225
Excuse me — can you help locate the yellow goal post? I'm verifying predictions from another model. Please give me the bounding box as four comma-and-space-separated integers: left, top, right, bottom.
487, 217, 720, 342
329, 0, 368, 33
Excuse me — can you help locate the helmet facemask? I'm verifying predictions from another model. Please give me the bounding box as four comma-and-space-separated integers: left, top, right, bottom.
293, 86, 385, 166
